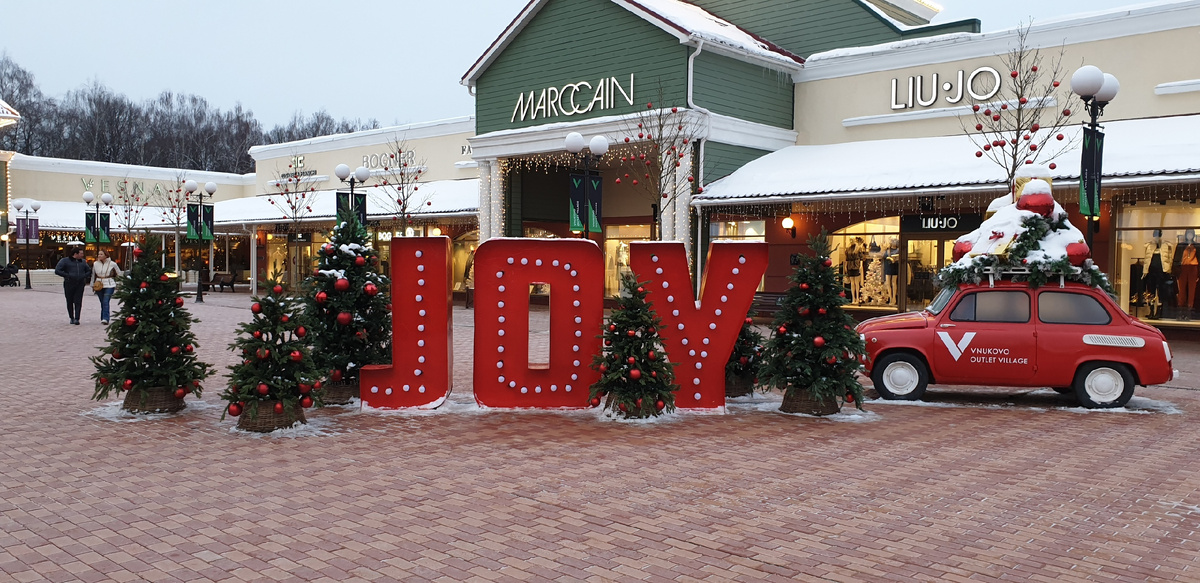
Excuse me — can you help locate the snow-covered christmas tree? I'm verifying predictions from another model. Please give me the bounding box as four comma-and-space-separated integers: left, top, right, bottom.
860, 252, 889, 305
938, 169, 1110, 291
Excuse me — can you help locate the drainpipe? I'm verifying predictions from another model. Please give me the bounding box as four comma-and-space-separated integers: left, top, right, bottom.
687, 39, 714, 296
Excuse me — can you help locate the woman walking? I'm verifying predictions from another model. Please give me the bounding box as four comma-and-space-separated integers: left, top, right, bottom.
91, 250, 122, 325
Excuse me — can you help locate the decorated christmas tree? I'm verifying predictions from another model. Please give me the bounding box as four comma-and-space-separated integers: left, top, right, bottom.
938, 175, 1110, 291
589, 273, 677, 419
860, 252, 889, 305
91, 236, 212, 414
223, 281, 322, 432
303, 212, 392, 404
724, 312, 764, 397
758, 231, 867, 415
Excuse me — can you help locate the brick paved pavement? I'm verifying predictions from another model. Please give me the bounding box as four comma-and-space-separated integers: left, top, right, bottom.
2, 286, 1200, 582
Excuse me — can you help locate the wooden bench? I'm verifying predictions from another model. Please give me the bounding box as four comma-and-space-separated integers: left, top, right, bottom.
750, 292, 788, 318
201, 272, 241, 292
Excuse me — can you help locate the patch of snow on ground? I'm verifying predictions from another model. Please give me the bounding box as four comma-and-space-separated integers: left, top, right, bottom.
725, 391, 879, 422
867, 391, 1179, 414
82, 398, 221, 423
226, 414, 344, 438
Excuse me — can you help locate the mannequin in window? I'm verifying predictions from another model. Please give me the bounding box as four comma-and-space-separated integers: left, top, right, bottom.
1178, 228, 1198, 320
1129, 258, 1145, 311
1144, 229, 1174, 319
883, 237, 901, 304
844, 237, 864, 303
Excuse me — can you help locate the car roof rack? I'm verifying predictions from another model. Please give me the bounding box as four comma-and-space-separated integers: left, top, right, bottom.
979, 265, 1067, 289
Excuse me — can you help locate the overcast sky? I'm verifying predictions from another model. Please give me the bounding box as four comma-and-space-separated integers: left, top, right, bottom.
0, 0, 1160, 129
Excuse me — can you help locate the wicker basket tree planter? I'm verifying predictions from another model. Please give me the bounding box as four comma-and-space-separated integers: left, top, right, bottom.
122, 386, 186, 414
725, 374, 754, 398
780, 389, 841, 416
320, 379, 359, 405
236, 400, 307, 433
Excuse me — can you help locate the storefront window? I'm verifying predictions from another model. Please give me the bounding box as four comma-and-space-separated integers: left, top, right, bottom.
605, 224, 651, 297
833, 218, 899, 307
453, 230, 479, 292
1115, 201, 1200, 321
711, 220, 766, 291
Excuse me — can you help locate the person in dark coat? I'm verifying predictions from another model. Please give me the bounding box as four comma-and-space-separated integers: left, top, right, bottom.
55, 247, 90, 325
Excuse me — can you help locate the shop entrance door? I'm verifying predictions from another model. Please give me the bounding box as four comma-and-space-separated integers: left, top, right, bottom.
900, 237, 961, 312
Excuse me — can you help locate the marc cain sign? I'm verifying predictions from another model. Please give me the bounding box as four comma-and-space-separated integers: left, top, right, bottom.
511, 74, 635, 123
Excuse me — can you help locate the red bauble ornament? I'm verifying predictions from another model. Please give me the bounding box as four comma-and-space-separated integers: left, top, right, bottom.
1049, 163, 1057, 170
972, 104, 980, 112
273, 402, 284, 414
629, 369, 642, 380
299, 384, 312, 394
975, 123, 983, 131
336, 312, 352, 326
826, 356, 837, 364
251, 303, 262, 314
813, 336, 826, 348
113, 351, 121, 359
253, 330, 262, 339
297, 326, 307, 337
818, 308, 827, 315
301, 396, 314, 408
1063, 109, 1071, 116
125, 316, 137, 327
627, 356, 636, 365
1066, 241, 1091, 266
281, 315, 289, 323
324, 244, 335, 255
158, 274, 169, 282
139, 282, 148, 289
364, 283, 378, 296
799, 307, 810, 316
254, 383, 268, 395
315, 291, 327, 304
745, 317, 753, 325
618, 403, 628, 413
171, 346, 181, 354
228, 403, 243, 417
952, 240, 974, 262
822, 258, 832, 267
122, 379, 133, 390
290, 350, 303, 362
636, 286, 644, 293
778, 326, 788, 334
846, 393, 855, 403
100, 377, 108, 385
331, 369, 343, 382
648, 350, 656, 361
599, 363, 609, 373
626, 330, 635, 337
1010, 70, 1018, 78
1016, 191, 1055, 217
1057, 134, 1065, 140
976, 152, 983, 158
354, 256, 366, 267
272, 284, 283, 294
739, 356, 749, 366
800, 283, 810, 291
133, 247, 144, 258
838, 291, 846, 298
174, 388, 187, 399
590, 397, 601, 407
335, 278, 350, 292
185, 345, 193, 353
655, 400, 665, 411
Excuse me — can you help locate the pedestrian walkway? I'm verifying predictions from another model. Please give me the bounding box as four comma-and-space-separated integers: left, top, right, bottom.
2, 286, 1200, 581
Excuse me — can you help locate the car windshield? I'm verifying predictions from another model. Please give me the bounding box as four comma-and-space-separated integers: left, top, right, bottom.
925, 287, 956, 315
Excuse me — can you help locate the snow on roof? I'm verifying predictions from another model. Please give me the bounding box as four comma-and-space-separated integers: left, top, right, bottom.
213, 179, 480, 225
462, 0, 801, 86
0, 98, 19, 129
9, 179, 479, 232
247, 117, 475, 159
619, 0, 803, 67
695, 114, 1200, 204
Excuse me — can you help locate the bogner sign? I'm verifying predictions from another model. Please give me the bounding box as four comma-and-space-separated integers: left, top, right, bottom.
891, 67, 1001, 110
511, 74, 635, 123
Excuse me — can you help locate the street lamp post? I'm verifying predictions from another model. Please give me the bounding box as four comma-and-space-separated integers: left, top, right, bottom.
564, 132, 609, 239
1070, 65, 1120, 252
334, 164, 371, 223
185, 180, 218, 303
81, 190, 113, 252
12, 198, 40, 289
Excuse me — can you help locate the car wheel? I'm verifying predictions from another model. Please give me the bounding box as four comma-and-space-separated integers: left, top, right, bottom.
1073, 362, 1135, 408
871, 352, 928, 401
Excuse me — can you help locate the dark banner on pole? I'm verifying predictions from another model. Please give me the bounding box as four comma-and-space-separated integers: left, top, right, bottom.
336, 192, 367, 225
85, 212, 96, 244
1079, 127, 1105, 218
568, 174, 586, 233
186, 203, 200, 241
201, 204, 214, 241
16, 217, 27, 245
586, 174, 602, 234
98, 212, 111, 244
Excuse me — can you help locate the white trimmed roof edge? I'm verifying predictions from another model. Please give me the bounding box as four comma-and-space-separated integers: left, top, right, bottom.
8, 153, 255, 184
801, 0, 1200, 81
247, 116, 475, 159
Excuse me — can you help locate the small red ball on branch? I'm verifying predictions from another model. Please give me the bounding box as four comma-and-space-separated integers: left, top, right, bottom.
975, 124, 982, 131
1063, 109, 1071, 116
290, 350, 303, 362
1049, 163, 1057, 170
273, 402, 285, 414
813, 336, 826, 348
122, 379, 133, 391
335, 278, 350, 292
133, 247, 144, 258
656, 400, 665, 411
315, 291, 327, 304
175, 297, 183, 307
800, 283, 810, 291
355, 256, 366, 267
125, 316, 137, 327
648, 350, 656, 361
1010, 70, 1018, 78
598, 364, 608, 373
301, 396, 313, 408
159, 274, 169, 282
818, 308, 827, 315
822, 258, 832, 267
139, 282, 148, 289
976, 151, 983, 158
336, 312, 352, 326
174, 388, 187, 399
228, 403, 242, 417
629, 369, 642, 380
299, 384, 312, 394
826, 356, 837, 364
745, 317, 753, 325
171, 346, 180, 354
590, 397, 601, 407
364, 283, 379, 296
257, 383, 269, 395
1056, 134, 1065, 141
778, 326, 788, 335
251, 303, 262, 314
627, 356, 636, 365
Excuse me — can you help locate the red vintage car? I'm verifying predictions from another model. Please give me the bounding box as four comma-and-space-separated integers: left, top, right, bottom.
856, 280, 1176, 408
